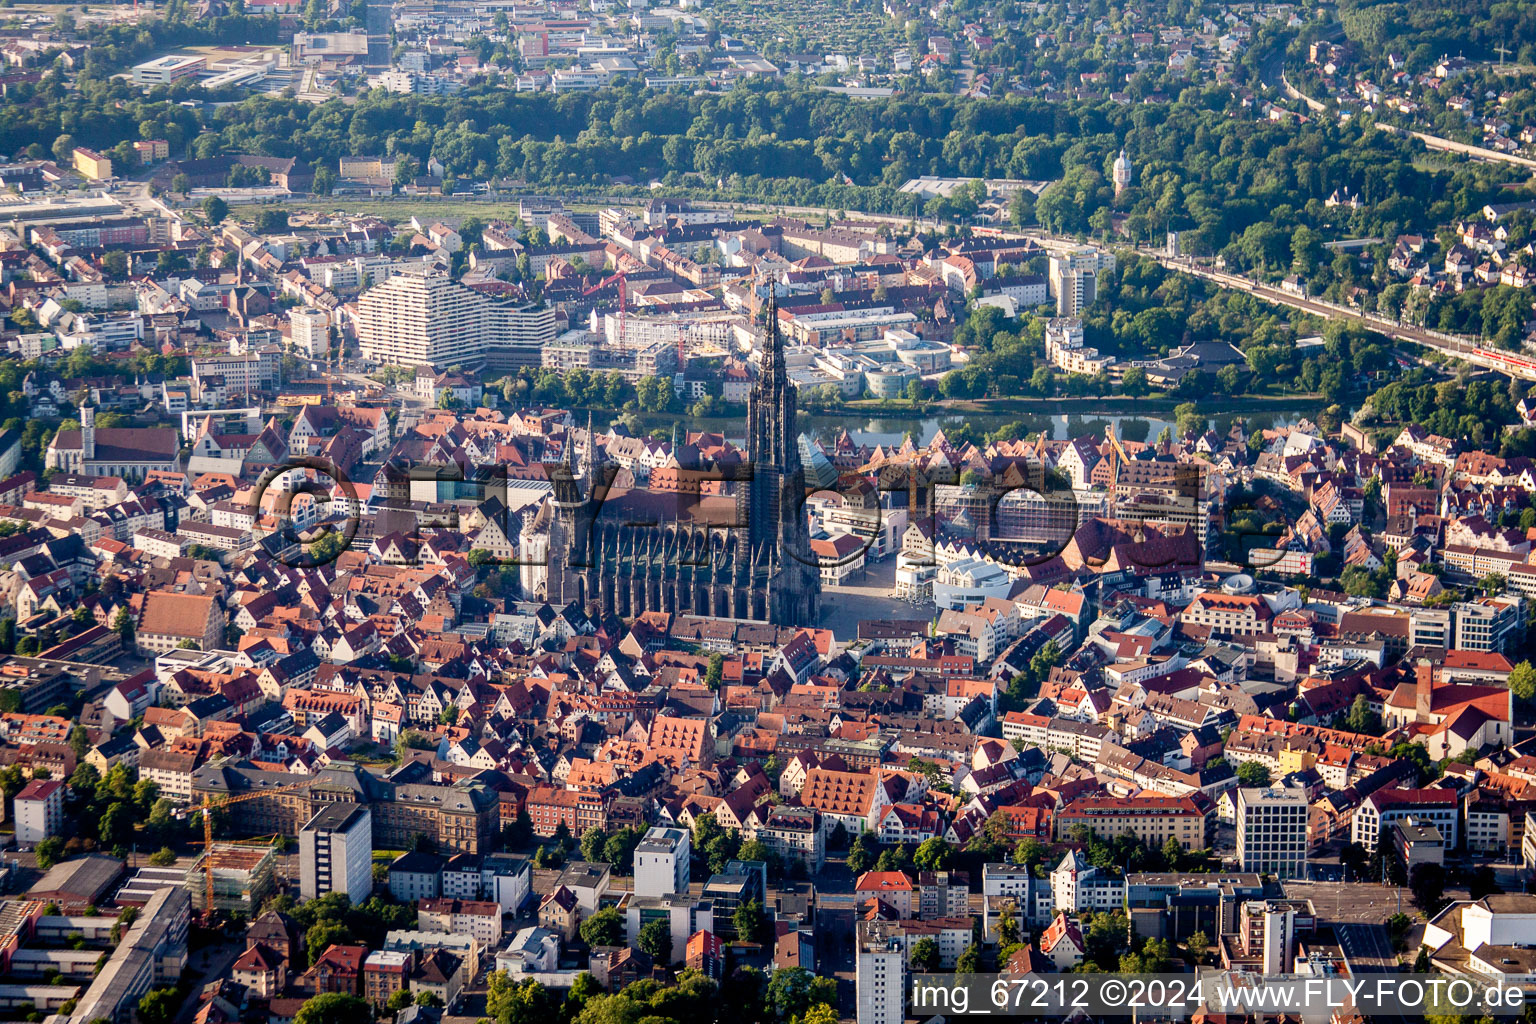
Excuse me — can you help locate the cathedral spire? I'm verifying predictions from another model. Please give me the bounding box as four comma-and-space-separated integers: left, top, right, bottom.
760, 286, 782, 376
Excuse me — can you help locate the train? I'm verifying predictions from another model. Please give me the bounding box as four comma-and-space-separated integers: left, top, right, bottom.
1470, 347, 1536, 378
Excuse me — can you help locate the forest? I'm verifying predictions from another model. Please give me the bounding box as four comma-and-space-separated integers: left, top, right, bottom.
6, 4, 1528, 270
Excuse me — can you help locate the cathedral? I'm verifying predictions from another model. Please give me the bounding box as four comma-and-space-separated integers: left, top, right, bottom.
532, 293, 821, 626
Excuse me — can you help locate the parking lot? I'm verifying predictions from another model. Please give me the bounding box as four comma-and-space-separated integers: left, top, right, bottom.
1281, 880, 1426, 923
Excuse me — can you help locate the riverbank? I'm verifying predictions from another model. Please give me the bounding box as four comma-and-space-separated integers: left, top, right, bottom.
830, 392, 1328, 417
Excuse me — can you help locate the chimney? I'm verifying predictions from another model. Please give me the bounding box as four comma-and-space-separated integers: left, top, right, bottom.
1414, 659, 1434, 719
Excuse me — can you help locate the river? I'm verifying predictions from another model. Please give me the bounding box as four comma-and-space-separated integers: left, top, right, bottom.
632, 404, 1328, 447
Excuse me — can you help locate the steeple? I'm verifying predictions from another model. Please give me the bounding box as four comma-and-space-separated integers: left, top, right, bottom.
760, 287, 783, 377
745, 275, 804, 568
81, 401, 95, 462
1113, 147, 1132, 196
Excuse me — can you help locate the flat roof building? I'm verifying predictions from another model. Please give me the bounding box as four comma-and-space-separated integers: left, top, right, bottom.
300, 804, 373, 904
132, 54, 206, 85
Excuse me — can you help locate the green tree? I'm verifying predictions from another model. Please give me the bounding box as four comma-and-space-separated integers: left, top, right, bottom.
704, 653, 725, 690
580, 826, 608, 863
913, 836, 952, 872
1161, 835, 1183, 868
1410, 862, 1446, 914
304, 921, 354, 966
137, 988, 178, 1024
1345, 694, 1381, 734
111, 607, 135, 647
1120, 367, 1150, 397
956, 943, 982, 973
764, 967, 836, 1021
603, 826, 643, 874
202, 195, 228, 226
579, 907, 624, 948
846, 832, 878, 874
149, 847, 177, 867
733, 898, 769, 944
1509, 660, 1536, 702
34, 836, 64, 870
1235, 761, 1271, 787
996, 907, 1021, 946
1188, 930, 1209, 962
292, 993, 371, 1024
638, 918, 672, 963
910, 936, 940, 971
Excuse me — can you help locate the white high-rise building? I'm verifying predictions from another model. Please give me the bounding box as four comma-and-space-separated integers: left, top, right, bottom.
1048, 248, 1115, 317
299, 804, 373, 904
355, 267, 557, 369
1240, 900, 1297, 976
1235, 787, 1308, 879
856, 921, 908, 1024
633, 826, 690, 898
290, 307, 331, 360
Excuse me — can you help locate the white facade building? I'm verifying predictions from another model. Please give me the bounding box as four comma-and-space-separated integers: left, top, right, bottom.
633, 827, 690, 899
1236, 787, 1309, 878
355, 267, 556, 369
299, 804, 373, 904
856, 921, 908, 1024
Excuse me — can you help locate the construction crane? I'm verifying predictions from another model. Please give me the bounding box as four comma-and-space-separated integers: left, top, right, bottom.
175, 780, 312, 922
1104, 422, 1134, 492
582, 271, 628, 350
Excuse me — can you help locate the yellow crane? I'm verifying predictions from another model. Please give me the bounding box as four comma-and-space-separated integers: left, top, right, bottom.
176, 780, 312, 921
1104, 422, 1134, 492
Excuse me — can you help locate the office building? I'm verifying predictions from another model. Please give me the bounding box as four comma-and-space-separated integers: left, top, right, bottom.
623, 895, 713, 966
300, 804, 373, 904
634, 827, 690, 898
419, 898, 503, 949
132, 54, 206, 85
1124, 872, 1264, 942
355, 267, 556, 369
1452, 595, 1523, 653
1043, 316, 1114, 375
1235, 788, 1309, 878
